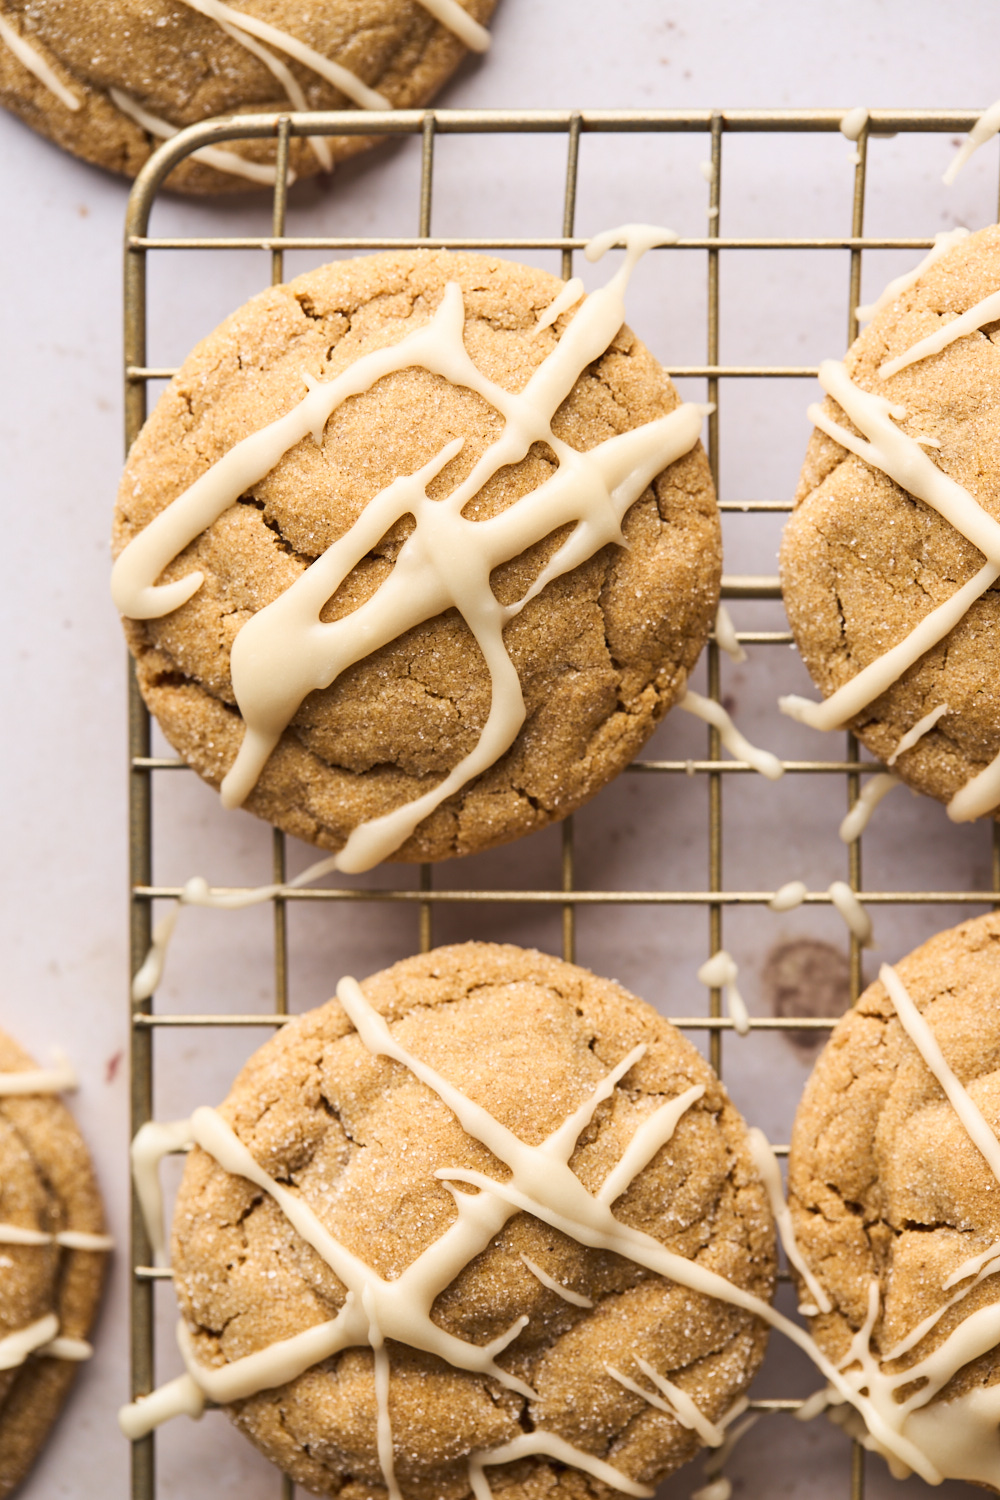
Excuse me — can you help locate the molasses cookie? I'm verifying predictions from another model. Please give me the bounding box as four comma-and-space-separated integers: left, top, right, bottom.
788, 913, 1000, 1486
0, 1028, 110, 1497
112, 232, 720, 870
0, 0, 496, 193
125, 942, 776, 1497
780, 224, 1000, 823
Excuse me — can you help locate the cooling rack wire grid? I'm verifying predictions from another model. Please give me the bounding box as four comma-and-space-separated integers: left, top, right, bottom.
123, 106, 1000, 1500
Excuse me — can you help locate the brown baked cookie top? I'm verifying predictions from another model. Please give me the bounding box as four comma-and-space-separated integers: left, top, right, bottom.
0, 1029, 108, 1499
788, 913, 1000, 1488
780, 224, 1000, 814
113, 248, 720, 864
170, 943, 775, 1498
0, 0, 496, 193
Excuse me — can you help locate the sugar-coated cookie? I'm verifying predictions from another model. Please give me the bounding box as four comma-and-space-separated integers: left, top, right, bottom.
112, 237, 720, 868
781, 224, 1000, 823
0, 1029, 109, 1498
0, 0, 495, 192
789, 913, 1000, 1487
155, 943, 776, 1496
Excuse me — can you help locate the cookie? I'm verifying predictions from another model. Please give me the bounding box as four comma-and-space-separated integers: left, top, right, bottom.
780, 224, 1000, 822
0, 1029, 109, 1497
788, 913, 1000, 1487
123, 942, 776, 1496
0, 0, 496, 193
111, 232, 720, 869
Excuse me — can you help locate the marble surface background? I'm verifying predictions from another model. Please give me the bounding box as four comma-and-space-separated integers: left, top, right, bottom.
3, 1, 1000, 1495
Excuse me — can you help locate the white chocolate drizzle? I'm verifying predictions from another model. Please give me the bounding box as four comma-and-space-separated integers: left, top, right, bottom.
122, 972, 947, 1487
0, 1314, 59, 1372
131, 854, 348, 1001
606, 1359, 724, 1446
780, 356, 1000, 822
467, 1432, 652, 1500
0, 14, 79, 109
855, 228, 969, 324
130, 1118, 197, 1263
826, 881, 872, 947
175, 0, 389, 111
0, 1048, 109, 1368
944, 99, 1000, 186
111, 88, 291, 186
181, 1, 334, 171
0, 1052, 76, 1095
692, 1482, 730, 1500
37, 1334, 93, 1361
886, 702, 948, 765
413, 0, 491, 52
838, 772, 900, 843
839, 107, 868, 166
784, 963, 1000, 1485
713, 603, 746, 664
879, 962, 1000, 1183
530, 276, 584, 338
696, 952, 749, 1036
519, 1255, 593, 1308
113, 225, 709, 873
747, 1128, 831, 1317
678, 691, 783, 781
594, 1083, 706, 1204
768, 879, 807, 912
0, 1225, 112, 1250
839, 107, 868, 142
880, 289, 1000, 378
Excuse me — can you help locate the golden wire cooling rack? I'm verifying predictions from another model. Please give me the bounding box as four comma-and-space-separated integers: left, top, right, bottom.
123, 106, 1000, 1500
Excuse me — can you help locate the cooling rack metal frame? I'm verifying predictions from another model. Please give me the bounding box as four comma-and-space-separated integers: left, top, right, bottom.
124, 105, 1000, 1500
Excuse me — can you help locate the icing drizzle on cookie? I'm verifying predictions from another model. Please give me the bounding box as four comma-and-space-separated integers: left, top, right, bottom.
171, 0, 338, 172
518, 1255, 593, 1308
0, 14, 79, 109
782, 963, 1000, 1487
779, 350, 1000, 822
879, 287, 1000, 379
111, 88, 294, 186
121, 974, 968, 1489
113, 225, 710, 872
0, 1053, 76, 1096
606, 1359, 726, 1445
175, 0, 389, 111
887, 703, 948, 765
855, 229, 969, 325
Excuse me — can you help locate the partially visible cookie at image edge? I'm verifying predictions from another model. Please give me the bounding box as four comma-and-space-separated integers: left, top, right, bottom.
789, 913, 1000, 1488
0, 0, 496, 193
0, 1028, 109, 1498
781, 223, 1000, 820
